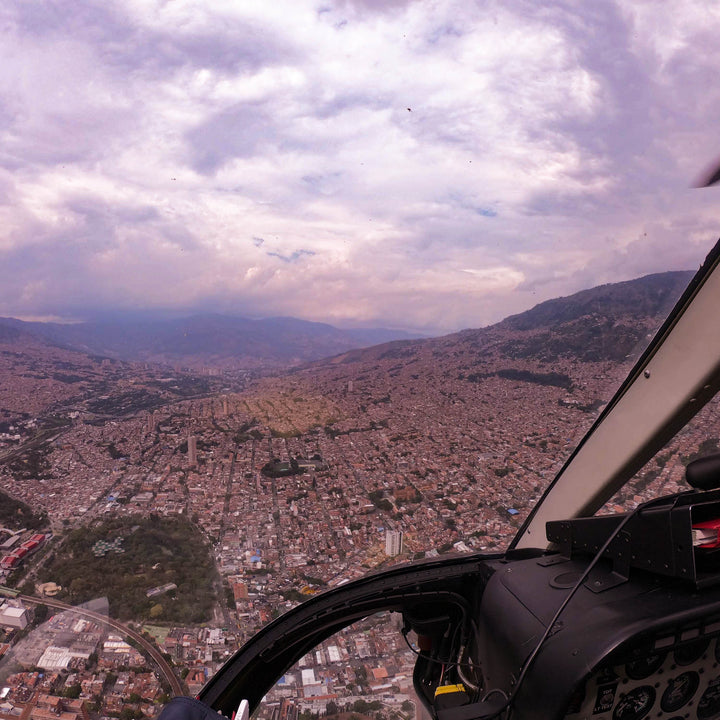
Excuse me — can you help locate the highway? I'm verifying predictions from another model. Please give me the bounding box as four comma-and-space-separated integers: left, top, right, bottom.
19, 594, 184, 696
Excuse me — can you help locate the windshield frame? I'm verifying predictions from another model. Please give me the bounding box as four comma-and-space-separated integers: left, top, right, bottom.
511, 237, 720, 549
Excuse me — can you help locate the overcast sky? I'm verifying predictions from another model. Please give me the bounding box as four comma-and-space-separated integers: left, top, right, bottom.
3, 0, 720, 334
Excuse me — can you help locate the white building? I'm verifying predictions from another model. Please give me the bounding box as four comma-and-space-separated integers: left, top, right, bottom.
385, 530, 403, 557
0, 603, 28, 629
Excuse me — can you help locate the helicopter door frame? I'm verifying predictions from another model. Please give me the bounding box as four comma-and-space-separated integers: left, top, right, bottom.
512, 238, 720, 550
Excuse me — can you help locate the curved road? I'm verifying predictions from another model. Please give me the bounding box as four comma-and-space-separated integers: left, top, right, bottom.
19, 594, 184, 696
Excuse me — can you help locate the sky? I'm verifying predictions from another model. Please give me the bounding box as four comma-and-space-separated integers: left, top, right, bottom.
3, 0, 720, 335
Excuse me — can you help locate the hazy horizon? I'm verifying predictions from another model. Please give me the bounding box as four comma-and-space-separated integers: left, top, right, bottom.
1, 266, 698, 339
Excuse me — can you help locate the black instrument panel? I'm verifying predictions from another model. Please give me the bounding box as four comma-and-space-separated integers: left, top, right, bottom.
566, 636, 720, 719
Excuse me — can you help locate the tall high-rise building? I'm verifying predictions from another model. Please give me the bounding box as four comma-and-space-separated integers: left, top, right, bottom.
385, 529, 403, 557
188, 435, 197, 466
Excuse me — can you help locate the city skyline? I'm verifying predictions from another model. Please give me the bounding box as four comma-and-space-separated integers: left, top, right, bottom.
2, 226, 720, 719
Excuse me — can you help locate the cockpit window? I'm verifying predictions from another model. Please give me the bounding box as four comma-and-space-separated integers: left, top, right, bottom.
257, 613, 417, 720
599, 395, 720, 515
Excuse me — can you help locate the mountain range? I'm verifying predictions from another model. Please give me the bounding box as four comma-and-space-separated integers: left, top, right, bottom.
0, 315, 424, 369
0, 270, 694, 371
309, 270, 694, 370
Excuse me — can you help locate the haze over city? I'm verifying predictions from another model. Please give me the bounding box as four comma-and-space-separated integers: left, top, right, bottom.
2, 266, 718, 720
3, 1, 720, 333
6, 4, 720, 719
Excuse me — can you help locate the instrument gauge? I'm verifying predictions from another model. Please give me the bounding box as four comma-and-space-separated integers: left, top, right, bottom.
673, 638, 709, 666
626, 652, 665, 680
660, 671, 699, 713
698, 676, 720, 720
612, 686, 655, 720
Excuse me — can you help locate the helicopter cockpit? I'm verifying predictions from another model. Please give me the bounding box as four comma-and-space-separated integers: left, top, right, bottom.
161, 217, 720, 720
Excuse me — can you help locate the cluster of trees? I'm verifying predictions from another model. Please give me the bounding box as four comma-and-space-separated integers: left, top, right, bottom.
368, 490, 393, 512
465, 368, 573, 390
321, 698, 414, 720
324, 420, 387, 438
106, 442, 125, 459
7, 446, 51, 482
86, 389, 163, 415
261, 458, 305, 478
234, 420, 263, 443
0, 488, 47, 530
51, 373, 85, 384
39, 515, 217, 623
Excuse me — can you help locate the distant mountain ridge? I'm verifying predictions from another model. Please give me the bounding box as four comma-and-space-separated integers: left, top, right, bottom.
490, 271, 694, 363
499, 271, 694, 332
0, 271, 694, 370
0, 314, 424, 369
314, 270, 695, 368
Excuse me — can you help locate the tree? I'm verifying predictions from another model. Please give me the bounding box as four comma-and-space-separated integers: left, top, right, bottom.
352, 700, 370, 714
63, 683, 81, 699
149, 603, 163, 618
33, 604, 49, 624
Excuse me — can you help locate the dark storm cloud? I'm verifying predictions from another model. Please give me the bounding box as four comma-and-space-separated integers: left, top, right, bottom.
1, 236, 107, 316
545, 6, 658, 172
9, 0, 129, 40
122, 23, 296, 78
185, 103, 277, 174
0, 191, 206, 319
64, 196, 162, 234
9, 1, 295, 75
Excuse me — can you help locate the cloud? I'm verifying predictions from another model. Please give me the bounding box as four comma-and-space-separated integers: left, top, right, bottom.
186, 103, 278, 173
1, 1, 719, 334
266, 249, 316, 263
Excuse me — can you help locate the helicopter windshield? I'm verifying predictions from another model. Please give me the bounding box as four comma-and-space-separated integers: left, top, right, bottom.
5, 3, 720, 720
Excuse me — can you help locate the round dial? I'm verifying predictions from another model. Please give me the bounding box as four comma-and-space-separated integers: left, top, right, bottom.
673, 638, 709, 666
626, 652, 665, 680
660, 671, 699, 713
613, 686, 656, 720
698, 677, 720, 720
